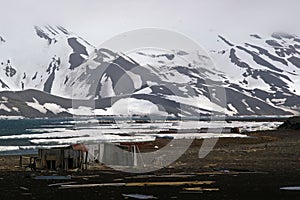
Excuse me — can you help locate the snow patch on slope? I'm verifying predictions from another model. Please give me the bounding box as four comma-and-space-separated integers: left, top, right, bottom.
99, 74, 116, 98
43, 103, 67, 114
26, 98, 47, 114
0, 104, 11, 112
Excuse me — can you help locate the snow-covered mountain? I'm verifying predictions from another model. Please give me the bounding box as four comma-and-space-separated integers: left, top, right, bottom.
0, 26, 299, 118
210, 32, 300, 115
0, 25, 95, 94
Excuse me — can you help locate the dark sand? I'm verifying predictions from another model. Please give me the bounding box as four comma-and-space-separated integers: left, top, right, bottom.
1, 130, 300, 199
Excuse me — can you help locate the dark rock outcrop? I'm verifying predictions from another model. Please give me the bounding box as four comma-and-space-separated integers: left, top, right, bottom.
278, 116, 300, 130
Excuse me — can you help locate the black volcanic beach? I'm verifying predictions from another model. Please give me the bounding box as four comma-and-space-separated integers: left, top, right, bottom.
1, 129, 300, 200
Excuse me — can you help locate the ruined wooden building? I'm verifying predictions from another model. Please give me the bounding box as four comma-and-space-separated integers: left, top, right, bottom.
34, 144, 88, 171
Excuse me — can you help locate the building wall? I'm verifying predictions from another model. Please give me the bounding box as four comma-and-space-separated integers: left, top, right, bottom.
86, 143, 135, 166
36, 148, 83, 170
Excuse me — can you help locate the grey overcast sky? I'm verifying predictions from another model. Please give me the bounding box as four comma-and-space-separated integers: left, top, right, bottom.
1, 0, 299, 47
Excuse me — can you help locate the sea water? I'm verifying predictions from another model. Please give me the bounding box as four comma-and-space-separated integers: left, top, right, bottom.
0, 117, 282, 155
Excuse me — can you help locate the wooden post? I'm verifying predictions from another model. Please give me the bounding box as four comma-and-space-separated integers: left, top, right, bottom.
19, 156, 22, 168
133, 145, 137, 167
85, 151, 88, 170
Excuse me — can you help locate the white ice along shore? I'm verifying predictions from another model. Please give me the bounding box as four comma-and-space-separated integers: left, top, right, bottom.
0, 121, 283, 152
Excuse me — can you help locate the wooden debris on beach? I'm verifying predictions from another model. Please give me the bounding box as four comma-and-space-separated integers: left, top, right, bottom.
124, 174, 196, 179
182, 187, 219, 192
71, 175, 100, 179
35, 175, 71, 180
194, 170, 268, 176
60, 180, 215, 189
48, 182, 77, 187
125, 180, 214, 187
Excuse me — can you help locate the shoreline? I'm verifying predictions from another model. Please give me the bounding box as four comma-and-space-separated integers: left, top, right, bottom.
1, 129, 300, 199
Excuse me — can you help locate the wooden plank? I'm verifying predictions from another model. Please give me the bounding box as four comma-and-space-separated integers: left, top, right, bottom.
35, 176, 71, 180
60, 180, 214, 189
125, 180, 214, 187
183, 187, 219, 191
48, 182, 77, 187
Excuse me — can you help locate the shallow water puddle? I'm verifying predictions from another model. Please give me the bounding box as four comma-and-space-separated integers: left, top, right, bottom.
280, 186, 300, 191
122, 194, 158, 199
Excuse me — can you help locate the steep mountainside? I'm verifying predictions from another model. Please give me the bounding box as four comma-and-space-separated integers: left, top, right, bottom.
0, 25, 95, 94
0, 27, 299, 117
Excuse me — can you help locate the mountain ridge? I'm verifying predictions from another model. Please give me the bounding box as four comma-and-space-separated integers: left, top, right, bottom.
0, 26, 299, 117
